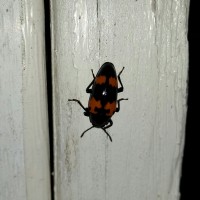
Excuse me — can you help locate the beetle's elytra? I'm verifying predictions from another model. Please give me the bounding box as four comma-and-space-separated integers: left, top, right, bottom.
68, 62, 128, 142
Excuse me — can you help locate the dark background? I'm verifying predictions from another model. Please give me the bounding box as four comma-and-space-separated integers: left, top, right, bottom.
180, 0, 198, 199
44, 1, 197, 199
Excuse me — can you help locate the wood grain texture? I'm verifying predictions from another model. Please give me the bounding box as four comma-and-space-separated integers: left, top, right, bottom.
51, 0, 189, 199
0, 0, 50, 199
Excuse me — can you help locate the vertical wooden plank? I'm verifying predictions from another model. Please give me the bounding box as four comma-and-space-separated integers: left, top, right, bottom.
0, 0, 51, 200
51, 0, 189, 199
0, 1, 26, 199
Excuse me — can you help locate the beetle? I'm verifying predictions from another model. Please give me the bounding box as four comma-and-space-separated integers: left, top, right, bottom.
68, 62, 128, 142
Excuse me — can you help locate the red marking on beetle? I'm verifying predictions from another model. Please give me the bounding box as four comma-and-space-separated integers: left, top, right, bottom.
109, 77, 118, 88
105, 102, 116, 116
95, 75, 106, 85
89, 97, 101, 114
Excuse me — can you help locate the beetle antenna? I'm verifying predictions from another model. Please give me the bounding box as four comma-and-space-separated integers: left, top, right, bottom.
102, 128, 112, 142
80, 126, 94, 138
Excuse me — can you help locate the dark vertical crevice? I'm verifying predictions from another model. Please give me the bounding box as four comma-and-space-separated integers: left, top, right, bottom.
44, 0, 54, 200
96, 0, 99, 19
97, 0, 101, 63
180, 1, 198, 199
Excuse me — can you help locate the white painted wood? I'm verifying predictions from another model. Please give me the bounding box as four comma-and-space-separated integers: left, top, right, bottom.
0, 1, 51, 200
51, 0, 189, 199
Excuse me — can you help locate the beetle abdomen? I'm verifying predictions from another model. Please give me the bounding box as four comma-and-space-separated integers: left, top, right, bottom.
88, 62, 118, 123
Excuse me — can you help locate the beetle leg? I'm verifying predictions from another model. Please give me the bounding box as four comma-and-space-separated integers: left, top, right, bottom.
103, 119, 113, 129
102, 119, 113, 142
91, 69, 95, 79
115, 98, 128, 112
80, 126, 94, 138
86, 71, 95, 93
102, 129, 112, 142
117, 67, 125, 93
84, 111, 89, 116
68, 99, 88, 113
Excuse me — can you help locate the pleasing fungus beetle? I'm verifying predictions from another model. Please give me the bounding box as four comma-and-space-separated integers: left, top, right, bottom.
68, 62, 128, 142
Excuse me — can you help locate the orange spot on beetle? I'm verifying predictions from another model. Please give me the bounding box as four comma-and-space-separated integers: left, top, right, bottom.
88, 97, 101, 114
105, 102, 116, 116
109, 77, 118, 88
95, 75, 106, 85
